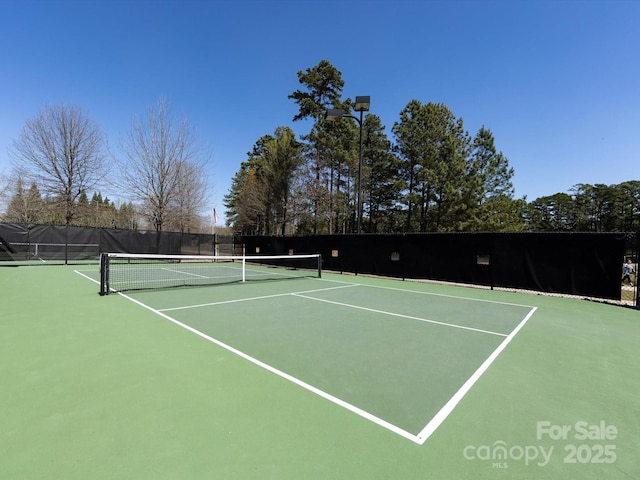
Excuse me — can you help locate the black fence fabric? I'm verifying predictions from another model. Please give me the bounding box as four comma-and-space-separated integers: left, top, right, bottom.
0, 224, 101, 261
241, 232, 627, 301
0, 223, 216, 261
0, 223, 630, 302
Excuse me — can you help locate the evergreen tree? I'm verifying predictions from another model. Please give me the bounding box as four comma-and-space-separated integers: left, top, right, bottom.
225, 127, 302, 235
462, 127, 523, 231
393, 101, 469, 232
615, 181, 640, 231
527, 193, 581, 231
362, 114, 403, 233
4, 178, 44, 223
289, 60, 346, 234
116, 202, 137, 230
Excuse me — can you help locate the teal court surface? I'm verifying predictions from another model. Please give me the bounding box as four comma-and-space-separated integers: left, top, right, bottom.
1, 263, 638, 479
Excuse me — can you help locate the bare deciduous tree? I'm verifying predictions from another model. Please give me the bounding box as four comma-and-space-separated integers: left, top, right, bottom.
120, 98, 209, 231
167, 160, 209, 233
0, 172, 9, 220
10, 104, 106, 225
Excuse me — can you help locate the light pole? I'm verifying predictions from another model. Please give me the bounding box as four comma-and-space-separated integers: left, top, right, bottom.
325, 96, 370, 234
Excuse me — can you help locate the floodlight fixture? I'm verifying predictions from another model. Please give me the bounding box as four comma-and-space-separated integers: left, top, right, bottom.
325, 109, 345, 122
354, 96, 370, 112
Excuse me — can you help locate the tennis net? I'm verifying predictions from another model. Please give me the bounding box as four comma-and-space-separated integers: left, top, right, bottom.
99, 252, 322, 295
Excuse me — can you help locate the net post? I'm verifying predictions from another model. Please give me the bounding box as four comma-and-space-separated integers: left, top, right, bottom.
242, 255, 246, 282
99, 252, 109, 296
317, 254, 322, 278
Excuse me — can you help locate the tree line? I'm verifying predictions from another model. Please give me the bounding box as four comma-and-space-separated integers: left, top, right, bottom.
527, 182, 640, 232
3, 178, 136, 229
2, 60, 639, 235
224, 60, 640, 235
1, 99, 210, 233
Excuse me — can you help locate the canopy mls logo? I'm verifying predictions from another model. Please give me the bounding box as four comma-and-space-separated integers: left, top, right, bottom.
463, 420, 618, 469
463, 441, 553, 468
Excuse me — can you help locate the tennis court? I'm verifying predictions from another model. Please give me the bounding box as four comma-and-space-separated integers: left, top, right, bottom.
1, 260, 638, 479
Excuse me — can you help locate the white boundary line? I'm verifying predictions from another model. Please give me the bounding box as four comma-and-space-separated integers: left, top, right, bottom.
75, 269, 98, 284
415, 306, 537, 444
74, 269, 537, 445
118, 289, 422, 444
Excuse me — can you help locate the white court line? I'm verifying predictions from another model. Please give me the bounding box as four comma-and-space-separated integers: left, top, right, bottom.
358, 282, 536, 309
415, 306, 537, 444
158, 284, 358, 312
74, 269, 536, 445
74, 269, 98, 284
117, 289, 422, 444
161, 267, 210, 279
292, 293, 507, 337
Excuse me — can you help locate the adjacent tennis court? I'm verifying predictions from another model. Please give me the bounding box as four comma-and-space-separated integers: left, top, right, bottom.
1, 260, 638, 479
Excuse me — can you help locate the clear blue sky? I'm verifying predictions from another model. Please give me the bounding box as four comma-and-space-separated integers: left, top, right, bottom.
1, 0, 638, 222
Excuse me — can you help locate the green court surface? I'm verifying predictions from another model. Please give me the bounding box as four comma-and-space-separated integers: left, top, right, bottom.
1, 264, 639, 479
